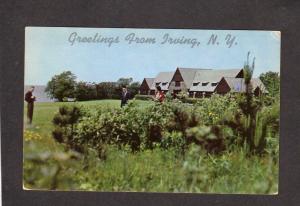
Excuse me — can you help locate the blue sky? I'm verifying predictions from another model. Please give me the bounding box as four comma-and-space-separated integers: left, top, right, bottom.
25, 27, 281, 85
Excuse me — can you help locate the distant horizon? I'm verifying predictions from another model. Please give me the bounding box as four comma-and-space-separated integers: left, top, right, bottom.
25, 27, 280, 85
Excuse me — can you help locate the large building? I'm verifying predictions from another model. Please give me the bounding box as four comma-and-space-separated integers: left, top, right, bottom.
140, 67, 267, 97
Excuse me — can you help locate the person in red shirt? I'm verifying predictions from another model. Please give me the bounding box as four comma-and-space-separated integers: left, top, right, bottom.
154, 86, 165, 102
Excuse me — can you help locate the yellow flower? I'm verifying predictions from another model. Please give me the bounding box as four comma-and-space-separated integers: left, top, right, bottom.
24, 130, 42, 141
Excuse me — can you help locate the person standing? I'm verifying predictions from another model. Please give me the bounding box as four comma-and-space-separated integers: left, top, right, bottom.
25, 86, 36, 124
120, 86, 130, 107
154, 86, 165, 102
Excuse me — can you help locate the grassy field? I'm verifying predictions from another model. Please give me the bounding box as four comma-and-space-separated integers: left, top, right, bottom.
23, 99, 278, 193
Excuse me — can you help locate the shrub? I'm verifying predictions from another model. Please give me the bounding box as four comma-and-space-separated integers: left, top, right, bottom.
195, 93, 238, 125
64, 98, 231, 156
176, 91, 189, 101
73, 101, 146, 153
134, 94, 153, 101
52, 105, 83, 153
23, 141, 81, 190
52, 89, 279, 159
186, 125, 226, 154
183, 98, 199, 104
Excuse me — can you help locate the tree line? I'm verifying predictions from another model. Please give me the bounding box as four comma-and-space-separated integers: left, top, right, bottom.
45, 71, 141, 102
44, 70, 280, 102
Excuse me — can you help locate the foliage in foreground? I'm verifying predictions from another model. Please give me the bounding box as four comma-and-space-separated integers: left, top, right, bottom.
24, 139, 278, 193
23, 93, 279, 193
52, 90, 279, 159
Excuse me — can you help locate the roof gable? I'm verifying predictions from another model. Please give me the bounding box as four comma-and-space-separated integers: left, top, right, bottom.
177, 68, 210, 88
150, 71, 174, 90
144, 78, 155, 87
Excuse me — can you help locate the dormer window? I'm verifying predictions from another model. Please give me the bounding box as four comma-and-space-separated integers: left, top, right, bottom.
202, 82, 209, 86
156, 82, 160, 86
162, 82, 168, 86
211, 82, 218, 86
193, 82, 199, 86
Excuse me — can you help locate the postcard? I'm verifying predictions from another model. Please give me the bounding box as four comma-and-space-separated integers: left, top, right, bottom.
24, 27, 280, 193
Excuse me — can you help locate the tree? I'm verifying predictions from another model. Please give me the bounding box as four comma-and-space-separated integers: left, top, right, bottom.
128, 81, 141, 97
74, 82, 96, 101
224, 52, 271, 155
117, 77, 133, 87
259, 71, 280, 97
95, 82, 119, 99
52, 105, 83, 153
45, 71, 77, 101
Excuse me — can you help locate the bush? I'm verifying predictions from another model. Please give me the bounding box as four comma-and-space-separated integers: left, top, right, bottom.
195, 93, 238, 125
186, 125, 226, 154
23, 141, 81, 190
53, 92, 279, 159
183, 98, 199, 104
128, 81, 141, 97
134, 94, 153, 101
66, 99, 229, 155
52, 105, 83, 153
73, 101, 172, 152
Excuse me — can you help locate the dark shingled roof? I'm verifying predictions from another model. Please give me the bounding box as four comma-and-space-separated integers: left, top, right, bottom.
190, 69, 242, 92
224, 77, 268, 93
150, 71, 174, 91
144, 78, 155, 87
177, 68, 210, 88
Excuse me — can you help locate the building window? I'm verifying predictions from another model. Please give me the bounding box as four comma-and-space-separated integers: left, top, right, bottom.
175, 81, 181, 87
156, 82, 160, 86
202, 82, 209, 86
162, 82, 168, 86
211, 82, 218, 86
193, 82, 199, 86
